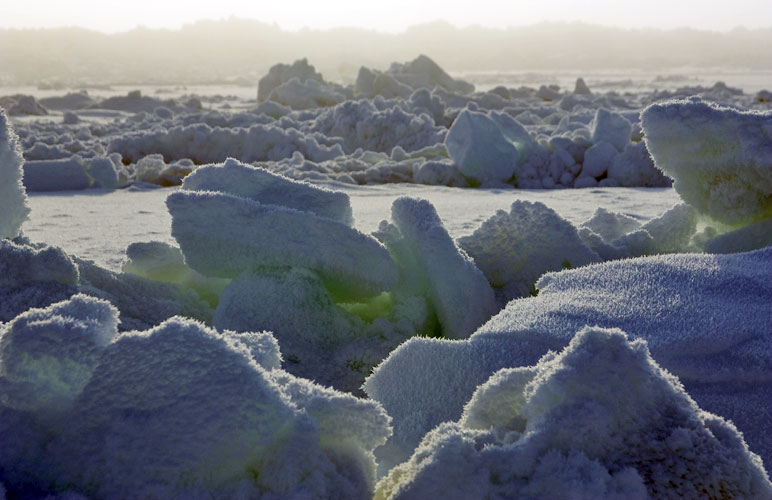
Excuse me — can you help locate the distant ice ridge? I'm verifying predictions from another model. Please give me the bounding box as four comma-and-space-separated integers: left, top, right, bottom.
0, 295, 391, 499
22, 55, 772, 191
366, 248, 772, 476
374, 327, 772, 499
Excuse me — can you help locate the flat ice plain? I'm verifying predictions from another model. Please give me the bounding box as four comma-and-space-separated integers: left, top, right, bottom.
1, 56, 772, 499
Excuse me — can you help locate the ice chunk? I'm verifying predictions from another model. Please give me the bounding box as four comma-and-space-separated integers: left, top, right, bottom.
0, 109, 30, 239
0, 295, 118, 417
268, 77, 346, 110
23, 158, 91, 191
375, 327, 772, 499
375, 197, 496, 339
43, 317, 390, 499
167, 190, 396, 300
368, 248, 772, 473
705, 217, 772, 254
386, 55, 474, 94
641, 97, 772, 225
574, 77, 592, 95
86, 156, 119, 189
591, 108, 632, 152
580, 207, 642, 243
580, 140, 617, 179
445, 109, 518, 185
607, 141, 671, 187
258, 58, 324, 102
122, 240, 228, 307
0, 95, 47, 116
459, 200, 601, 303
213, 267, 387, 393
0, 239, 79, 322
182, 157, 354, 225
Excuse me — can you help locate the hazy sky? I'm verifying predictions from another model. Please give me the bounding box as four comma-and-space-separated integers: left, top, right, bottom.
1, 0, 771, 33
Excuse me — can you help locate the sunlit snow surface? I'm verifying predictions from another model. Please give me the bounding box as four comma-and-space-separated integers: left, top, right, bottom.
25, 185, 681, 272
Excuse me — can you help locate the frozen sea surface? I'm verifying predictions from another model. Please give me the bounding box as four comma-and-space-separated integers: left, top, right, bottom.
26, 185, 681, 271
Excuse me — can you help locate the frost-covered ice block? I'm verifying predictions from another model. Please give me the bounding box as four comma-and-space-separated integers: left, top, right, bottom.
213, 267, 376, 393
374, 327, 772, 500
268, 77, 346, 110
641, 97, 772, 226
0, 109, 30, 239
580, 207, 642, 243
459, 201, 601, 303
386, 54, 474, 94
43, 317, 390, 499
0, 295, 117, 417
445, 109, 519, 185
0, 239, 79, 322
77, 258, 213, 332
23, 158, 91, 191
167, 190, 396, 300
705, 217, 772, 254
182, 157, 354, 225
368, 248, 772, 475
611, 203, 698, 256
607, 141, 670, 187
580, 140, 617, 179
86, 156, 119, 189
258, 58, 324, 102
122, 240, 228, 307
591, 108, 632, 152
377, 197, 496, 339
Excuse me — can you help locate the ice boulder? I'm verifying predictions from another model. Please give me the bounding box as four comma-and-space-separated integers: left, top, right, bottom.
459, 200, 601, 304
23, 158, 91, 191
591, 108, 632, 152
268, 77, 346, 110
0, 109, 30, 239
0, 239, 79, 322
182, 157, 354, 225
167, 190, 396, 300
580, 207, 642, 243
374, 327, 772, 499
579, 140, 617, 179
386, 54, 474, 94
0, 95, 47, 116
374, 197, 496, 339
122, 240, 228, 307
0, 295, 118, 417
258, 58, 324, 102
355, 67, 413, 99
607, 141, 671, 187
42, 317, 391, 499
641, 97, 772, 226
213, 267, 394, 393
574, 77, 592, 95
367, 248, 772, 474
705, 217, 772, 254
445, 109, 518, 185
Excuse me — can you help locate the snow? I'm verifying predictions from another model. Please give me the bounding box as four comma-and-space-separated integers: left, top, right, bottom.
642, 97, 772, 226
0, 109, 30, 239
458, 200, 601, 304
182, 157, 354, 225
167, 190, 396, 300
2, 62, 772, 498
375, 327, 772, 499
366, 248, 772, 474
374, 197, 496, 339
0, 303, 391, 499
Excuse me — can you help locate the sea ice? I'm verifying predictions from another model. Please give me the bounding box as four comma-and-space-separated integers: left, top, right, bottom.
375, 327, 772, 499
166, 190, 397, 300
182, 157, 354, 225
458, 200, 601, 304
0, 109, 30, 239
641, 97, 772, 225
374, 197, 496, 339
367, 248, 772, 473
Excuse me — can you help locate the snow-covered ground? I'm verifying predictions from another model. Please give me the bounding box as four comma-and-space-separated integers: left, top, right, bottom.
1, 56, 772, 499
